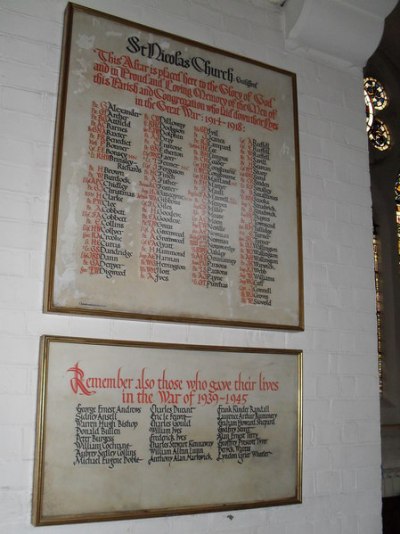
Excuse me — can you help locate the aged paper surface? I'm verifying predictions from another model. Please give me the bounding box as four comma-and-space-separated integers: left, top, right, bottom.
47, 5, 303, 328
35, 338, 302, 522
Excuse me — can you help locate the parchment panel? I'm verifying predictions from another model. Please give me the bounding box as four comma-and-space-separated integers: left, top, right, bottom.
45, 4, 303, 329
32, 337, 302, 524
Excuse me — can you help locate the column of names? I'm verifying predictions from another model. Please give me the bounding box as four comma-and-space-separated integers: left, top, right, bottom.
239, 138, 278, 305
81, 101, 141, 280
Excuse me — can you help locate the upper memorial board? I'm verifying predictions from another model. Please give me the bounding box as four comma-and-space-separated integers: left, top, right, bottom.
44, 3, 304, 329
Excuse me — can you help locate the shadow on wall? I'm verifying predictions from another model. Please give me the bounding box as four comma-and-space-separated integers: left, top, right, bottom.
382, 496, 400, 533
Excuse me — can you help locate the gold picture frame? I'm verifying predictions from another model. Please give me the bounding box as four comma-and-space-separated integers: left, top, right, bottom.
32, 336, 303, 525
44, 3, 303, 329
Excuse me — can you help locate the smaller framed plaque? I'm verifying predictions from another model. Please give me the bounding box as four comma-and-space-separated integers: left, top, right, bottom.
32, 336, 303, 525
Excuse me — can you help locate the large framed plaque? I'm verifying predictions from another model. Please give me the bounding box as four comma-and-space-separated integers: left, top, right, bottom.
44, 3, 303, 329
32, 336, 302, 525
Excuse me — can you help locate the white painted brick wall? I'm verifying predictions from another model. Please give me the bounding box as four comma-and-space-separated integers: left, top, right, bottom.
0, 0, 381, 532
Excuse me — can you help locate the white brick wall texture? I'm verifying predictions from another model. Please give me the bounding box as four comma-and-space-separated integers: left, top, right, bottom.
0, 0, 381, 532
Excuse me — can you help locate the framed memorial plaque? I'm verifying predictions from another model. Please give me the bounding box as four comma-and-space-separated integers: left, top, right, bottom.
44, 3, 304, 329
32, 336, 302, 525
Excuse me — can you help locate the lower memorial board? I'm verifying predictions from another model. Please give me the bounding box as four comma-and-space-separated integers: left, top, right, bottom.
32, 336, 302, 525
